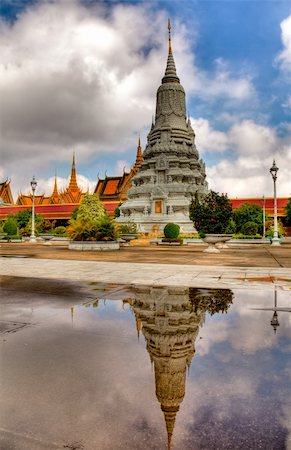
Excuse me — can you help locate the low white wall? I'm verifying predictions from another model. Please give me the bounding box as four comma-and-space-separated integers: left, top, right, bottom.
69, 241, 120, 251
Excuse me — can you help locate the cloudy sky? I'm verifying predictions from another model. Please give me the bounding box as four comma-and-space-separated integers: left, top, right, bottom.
0, 0, 290, 200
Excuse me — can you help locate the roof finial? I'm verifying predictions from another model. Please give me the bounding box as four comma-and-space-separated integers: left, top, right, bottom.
168, 18, 172, 53
163, 19, 179, 84
68, 152, 79, 191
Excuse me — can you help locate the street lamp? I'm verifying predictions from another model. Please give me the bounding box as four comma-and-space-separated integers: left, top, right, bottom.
269, 160, 280, 246
270, 288, 280, 334
30, 176, 37, 242
262, 194, 266, 239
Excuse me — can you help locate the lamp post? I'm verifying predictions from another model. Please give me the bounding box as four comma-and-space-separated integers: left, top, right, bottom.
262, 194, 266, 239
270, 288, 280, 334
269, 160, 280, 246
30, 176, 37, 242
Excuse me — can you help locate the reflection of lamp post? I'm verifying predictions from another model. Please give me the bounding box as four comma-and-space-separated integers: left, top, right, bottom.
30, 176, 37, 242
262, 194, 266, 239
270, 288, 280, 334
269, 160, 280, 246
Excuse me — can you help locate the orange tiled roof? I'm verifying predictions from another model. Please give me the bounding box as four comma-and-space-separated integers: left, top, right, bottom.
103, 179, 120, 195
0, 180, 14, 205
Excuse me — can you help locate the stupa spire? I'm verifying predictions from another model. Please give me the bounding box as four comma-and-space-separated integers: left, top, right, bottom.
162, 19, 180, 84
68, 152, 79, 191
162, 405, 179, 450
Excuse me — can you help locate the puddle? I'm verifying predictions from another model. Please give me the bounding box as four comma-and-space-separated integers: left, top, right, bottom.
0, 278, 290, 449
0, 254, 30, 258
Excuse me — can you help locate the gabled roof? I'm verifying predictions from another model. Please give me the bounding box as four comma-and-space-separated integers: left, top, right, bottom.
0, 179, 14, 205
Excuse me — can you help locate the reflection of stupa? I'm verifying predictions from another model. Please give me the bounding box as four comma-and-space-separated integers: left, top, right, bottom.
132, 286, 206, 449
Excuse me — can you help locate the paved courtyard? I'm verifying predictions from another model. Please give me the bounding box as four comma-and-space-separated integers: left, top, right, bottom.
1, 241, 291, 290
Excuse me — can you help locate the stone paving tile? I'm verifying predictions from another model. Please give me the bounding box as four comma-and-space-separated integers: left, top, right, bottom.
1, 257, 291, 290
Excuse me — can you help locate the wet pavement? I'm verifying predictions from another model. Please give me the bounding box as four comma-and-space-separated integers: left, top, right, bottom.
0, 243, 291, 449
0, 277, 290, 450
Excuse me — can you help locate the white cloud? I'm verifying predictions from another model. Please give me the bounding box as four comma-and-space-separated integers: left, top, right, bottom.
193, 118, 291, 197
282, 95, 291, 112
115, 160, 131, 176
277, 14, 291, 75
192, 118, 230, 153
0, 0, 259, 200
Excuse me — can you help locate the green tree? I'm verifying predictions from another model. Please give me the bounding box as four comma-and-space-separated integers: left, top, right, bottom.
285, 197, 291, 225
12, 209, 31, 228
68, 194, 118, 241
189, 191, 232, 234
7, 209, 45, 235
232, 203, 264, 234
77, 194, 106, 222
3, 218, 18, 236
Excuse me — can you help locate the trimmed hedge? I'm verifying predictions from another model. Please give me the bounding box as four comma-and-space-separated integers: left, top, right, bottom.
241, 221, 258, 235
164, 223, 180, 239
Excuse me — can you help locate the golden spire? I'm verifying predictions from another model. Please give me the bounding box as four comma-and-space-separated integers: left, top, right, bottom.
68, 152, 79, 191
136, 317, 141, 342
52, 173, 59, 196
132, 137, 143, 173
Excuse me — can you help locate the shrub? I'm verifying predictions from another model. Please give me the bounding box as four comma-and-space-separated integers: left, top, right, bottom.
95, 215, 119, 241
241, 221, 258, 235
53, 226, 67, 236
3, 219, 18, 236
225, 219, 236, 234
67, 194, 118, 241
189, 191, 232, 234
233, 203, 264, 234
164, 223, 180, 239
119, 222, 138, 234
114, 203, 122, 218
266, 221, 285, 238
232, 233, 262, 239
285, 197, 291, 225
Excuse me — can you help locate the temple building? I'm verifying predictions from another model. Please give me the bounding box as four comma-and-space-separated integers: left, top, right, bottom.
94, 138, 143, 203
0, 141, 143, 222
118, 21, 208, 233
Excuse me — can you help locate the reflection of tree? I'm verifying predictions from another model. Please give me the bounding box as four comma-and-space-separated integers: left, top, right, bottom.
189, 288, 233, 316
131, 285, 233, 449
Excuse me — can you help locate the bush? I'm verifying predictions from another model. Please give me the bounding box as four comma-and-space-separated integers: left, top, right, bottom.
225, 219, 236, 234
190, 191, 232, 234
164, 223, 180, 239
266, 221, 285, 238
3, 219, 18, 236
241, 221, 258, 235
119, 222, 138, 234
284, 197, 291, 225
232, 233, 262, 239
67, 194, 119, 241
53, 226, 67, 236
233, 203, 264, 234
95, 215, 119, 241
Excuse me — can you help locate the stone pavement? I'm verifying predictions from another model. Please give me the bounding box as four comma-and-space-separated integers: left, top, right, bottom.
1, 242, 291, 290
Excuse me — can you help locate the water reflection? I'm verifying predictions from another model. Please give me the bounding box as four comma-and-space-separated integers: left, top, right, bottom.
1, 277, 290, 449
130, 286, 233, 449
